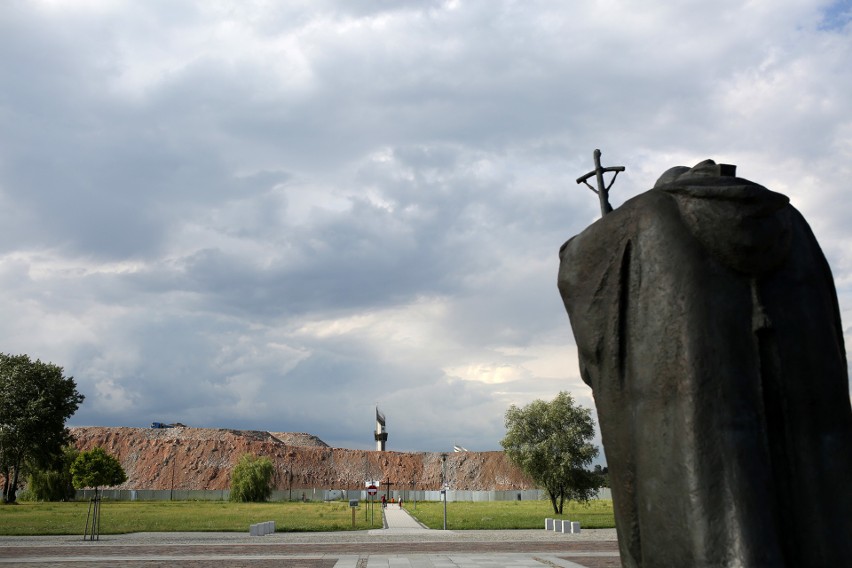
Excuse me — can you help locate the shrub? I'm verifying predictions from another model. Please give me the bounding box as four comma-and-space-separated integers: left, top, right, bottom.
26, 446, 79, 501
229, 454, 273, 502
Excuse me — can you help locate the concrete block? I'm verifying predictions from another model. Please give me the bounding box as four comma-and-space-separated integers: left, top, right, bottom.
545, 518, 554, 531
571, 521, 581, 534
251, 521, 276, 536
553, 519, 563, 532
560, 520, 571, 533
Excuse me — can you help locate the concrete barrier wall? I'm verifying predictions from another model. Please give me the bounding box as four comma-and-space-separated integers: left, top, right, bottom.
76, 489, 232, 501
75, 487, 611, 502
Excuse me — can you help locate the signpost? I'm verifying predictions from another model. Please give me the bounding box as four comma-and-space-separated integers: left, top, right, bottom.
366, 482, 378, 525
349, 499, 359, 527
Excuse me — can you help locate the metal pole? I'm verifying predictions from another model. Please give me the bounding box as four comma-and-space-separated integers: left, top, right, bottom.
443, 491, 447, 530
170, 440, 179, 501
94, 492, 100, 541
441, 453, 447, 530
83, 496, 93, 541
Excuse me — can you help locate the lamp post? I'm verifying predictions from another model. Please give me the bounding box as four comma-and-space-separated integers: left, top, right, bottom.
170, 458, 176, 501
441, 453, 448, 530
161, 457, 171, 501
169, 440, 178, 501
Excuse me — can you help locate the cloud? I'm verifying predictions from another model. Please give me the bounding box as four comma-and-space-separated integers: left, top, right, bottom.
0, 0, 849, 456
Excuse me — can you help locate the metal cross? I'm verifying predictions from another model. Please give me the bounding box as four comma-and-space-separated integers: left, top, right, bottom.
576, 149, 625, 217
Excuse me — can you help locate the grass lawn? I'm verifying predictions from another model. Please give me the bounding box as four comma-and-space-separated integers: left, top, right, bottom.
405, 499, 615, 530
0, 500, 383, 535
0, 499, 615, 535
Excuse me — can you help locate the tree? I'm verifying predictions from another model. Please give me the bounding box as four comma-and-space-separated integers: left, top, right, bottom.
501, 391, 602, 515
0, 353, 84, 503
26, 446, 79, 501
593, 464, 610, 488
71, 447, 127, 493
229, 454, 273, 502
71, 447, 126, 540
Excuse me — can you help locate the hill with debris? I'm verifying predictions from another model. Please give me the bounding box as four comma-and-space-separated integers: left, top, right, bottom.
69, 426, 534, 491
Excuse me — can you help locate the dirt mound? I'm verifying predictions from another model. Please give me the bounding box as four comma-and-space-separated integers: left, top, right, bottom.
68, 427, 533, 491
269, 432, 329, 447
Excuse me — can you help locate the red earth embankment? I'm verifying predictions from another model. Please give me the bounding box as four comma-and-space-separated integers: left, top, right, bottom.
69, 426, 534, 491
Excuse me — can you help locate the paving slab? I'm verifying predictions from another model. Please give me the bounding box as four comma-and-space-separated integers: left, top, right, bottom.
0, 521, 621, 567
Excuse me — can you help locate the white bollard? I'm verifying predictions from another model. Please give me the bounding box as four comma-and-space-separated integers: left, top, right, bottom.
571, 521, 581, 534
545, 518, 554, 531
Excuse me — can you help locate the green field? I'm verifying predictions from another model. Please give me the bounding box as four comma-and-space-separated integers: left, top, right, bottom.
406, 499, 614, 530
0, 500, 382, 535
0, 499, 615, 535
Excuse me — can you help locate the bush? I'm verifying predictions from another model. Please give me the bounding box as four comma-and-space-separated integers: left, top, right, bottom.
229, 454, 273, 502
15, 488, 35, 501
27, 468, 73, 501
26, 446, 78, 501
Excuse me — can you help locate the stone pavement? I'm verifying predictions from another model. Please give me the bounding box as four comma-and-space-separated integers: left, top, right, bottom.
378, 502, 430, 531
0, 504, 621, 567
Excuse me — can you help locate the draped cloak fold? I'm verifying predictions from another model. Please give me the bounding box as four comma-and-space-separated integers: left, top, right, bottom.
557, 163, 852, 567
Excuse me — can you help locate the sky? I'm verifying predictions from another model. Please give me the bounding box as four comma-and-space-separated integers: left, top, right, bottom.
1, 0, 851, 457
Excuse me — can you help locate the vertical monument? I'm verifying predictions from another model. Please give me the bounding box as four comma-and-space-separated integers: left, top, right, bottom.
374, 406, 388, 451
558, 154, 852, 567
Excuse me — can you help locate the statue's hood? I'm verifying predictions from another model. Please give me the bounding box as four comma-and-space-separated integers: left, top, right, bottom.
652, 159, 792, 276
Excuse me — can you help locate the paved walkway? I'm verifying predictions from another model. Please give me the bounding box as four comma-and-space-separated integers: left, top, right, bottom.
0, 505, 621, 567
376, 503, 430, 533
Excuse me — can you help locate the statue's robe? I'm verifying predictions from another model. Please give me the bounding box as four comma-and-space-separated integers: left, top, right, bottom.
558, 161, 852, 567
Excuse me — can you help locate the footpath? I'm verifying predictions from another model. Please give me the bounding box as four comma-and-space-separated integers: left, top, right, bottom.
374, 502, 429, 533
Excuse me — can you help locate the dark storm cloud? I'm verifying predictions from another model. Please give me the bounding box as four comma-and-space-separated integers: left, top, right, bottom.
0, 0, 849, 452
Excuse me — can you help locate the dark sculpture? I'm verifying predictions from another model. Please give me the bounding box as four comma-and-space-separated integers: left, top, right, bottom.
558, 159, 852, 567
576, 149, 625, 216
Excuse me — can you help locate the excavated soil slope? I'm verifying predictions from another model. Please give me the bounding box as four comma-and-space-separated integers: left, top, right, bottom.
69, 427, 534, 491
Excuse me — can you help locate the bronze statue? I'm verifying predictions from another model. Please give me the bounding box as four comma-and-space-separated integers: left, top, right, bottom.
558, 158, 852, 567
